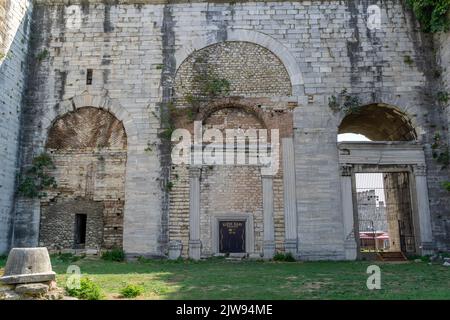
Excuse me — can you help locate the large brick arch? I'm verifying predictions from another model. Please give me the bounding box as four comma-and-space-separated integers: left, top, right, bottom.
46, 107, 127, 150
197, 101, 268, 129
175, 28, 304, 96
37, 93, 141, 251
338, 103, 419, 141
42, 93, 139, 149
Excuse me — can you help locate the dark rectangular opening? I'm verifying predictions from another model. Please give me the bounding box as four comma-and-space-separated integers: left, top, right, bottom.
219, 221, 246, 254
74, 214, 87, 249
86, 69, 93, 85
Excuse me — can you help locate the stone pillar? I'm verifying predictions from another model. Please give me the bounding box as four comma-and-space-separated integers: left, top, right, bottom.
189, 167, 201, 260
413, 164, 434, 255
262, 174, 275, 259
340, 165, 357, 260
282, 138, 297, 255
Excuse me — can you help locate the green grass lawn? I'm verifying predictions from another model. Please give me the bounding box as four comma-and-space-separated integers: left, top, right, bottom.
1, 256, 449, 300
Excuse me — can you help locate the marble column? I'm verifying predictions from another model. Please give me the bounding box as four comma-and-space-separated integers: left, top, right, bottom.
340, 165, 357, 260
413, 164, 434, 255
262, 174, 275, 259
189, 166, 202, 260
282, 138, 298, 255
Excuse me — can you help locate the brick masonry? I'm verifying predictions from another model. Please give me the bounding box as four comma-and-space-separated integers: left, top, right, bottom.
35, 107, 128, 251
0, 0, 448, 258
169, 107, 288, 257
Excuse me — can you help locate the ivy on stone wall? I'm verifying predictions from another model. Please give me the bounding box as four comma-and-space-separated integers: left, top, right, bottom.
17, 153, 57, 198
328, 89, 361, 115
407, 0, 450, 33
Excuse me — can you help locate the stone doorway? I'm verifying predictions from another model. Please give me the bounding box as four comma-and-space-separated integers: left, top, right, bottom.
354, 172, 416, 255
219, 221, 246, 254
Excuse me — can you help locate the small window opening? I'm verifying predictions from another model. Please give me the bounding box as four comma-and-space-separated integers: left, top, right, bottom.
86, 69, 93, 85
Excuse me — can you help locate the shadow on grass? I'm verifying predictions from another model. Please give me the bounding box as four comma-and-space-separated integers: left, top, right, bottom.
50, 258, 450, 300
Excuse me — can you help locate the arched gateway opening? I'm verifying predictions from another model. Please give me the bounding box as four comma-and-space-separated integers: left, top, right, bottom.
338, 104, 417, 142
337, 104, 431, 259
39, 107, 127, 251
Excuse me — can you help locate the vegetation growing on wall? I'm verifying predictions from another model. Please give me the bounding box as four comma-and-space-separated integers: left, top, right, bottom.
36, 49, 49, 63
432, 132, 450, 169
17, 153, 57, 198
407, 0, 450, 33
328, 89, 361, 115
431, 132, 450, 192
443, 181, 450, 191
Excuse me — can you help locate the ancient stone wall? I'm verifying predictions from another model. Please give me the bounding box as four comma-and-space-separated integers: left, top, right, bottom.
13, 3, 163, 256
0, 0, 32, 254
6, 0, 450, 257
436, 22, 450, 251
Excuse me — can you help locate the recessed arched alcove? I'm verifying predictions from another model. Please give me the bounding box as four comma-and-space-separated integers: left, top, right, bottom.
338, 104, 417, 142
40, 107, 127, 251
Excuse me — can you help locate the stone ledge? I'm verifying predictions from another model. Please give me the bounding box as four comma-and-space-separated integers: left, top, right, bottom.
0, 272, 56, 285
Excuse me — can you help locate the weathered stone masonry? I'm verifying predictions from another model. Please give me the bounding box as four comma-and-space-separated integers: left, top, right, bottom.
0, 0, 448, 258
39, 107, 127, 250
0, 0, 32, 254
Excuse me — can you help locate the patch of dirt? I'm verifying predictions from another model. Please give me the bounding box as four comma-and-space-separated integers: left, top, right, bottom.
300, 281, 329, 292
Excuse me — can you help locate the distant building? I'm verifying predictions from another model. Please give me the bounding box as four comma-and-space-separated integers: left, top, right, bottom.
357, 190, 388, 233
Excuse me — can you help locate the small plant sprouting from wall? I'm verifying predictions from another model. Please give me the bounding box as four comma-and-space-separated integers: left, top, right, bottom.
432, 132, 450, 169
36, 49, 49, 63
165, 181, 174, 192
442, 181, 450, 192
18, 153, 57, 198
188, 53, 231, 101
328, 89, 361, 115
407, 0, 450, 33
404, 55, 414, 66
437, 91, 449, 104
194, 74, 231, 98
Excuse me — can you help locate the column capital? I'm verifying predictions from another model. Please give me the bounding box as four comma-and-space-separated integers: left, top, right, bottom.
340, 164, 353, 177
413, 164, 427, 176
261, 172, 275, 180
189, 166, 202, 178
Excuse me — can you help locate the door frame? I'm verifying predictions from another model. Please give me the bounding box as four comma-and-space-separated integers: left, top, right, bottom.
338, 142, 432, 259
211, 214, 254, 255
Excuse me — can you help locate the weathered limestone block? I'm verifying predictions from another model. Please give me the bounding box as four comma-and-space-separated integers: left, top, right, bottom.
168, 240, 182, 260
15, 283, 49, 296
0, 285, 20, 300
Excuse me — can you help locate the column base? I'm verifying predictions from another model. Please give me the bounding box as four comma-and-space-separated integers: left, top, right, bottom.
263, 241, 275, 260
168, 240, 183, 260
344, 239, 357, 261
284, 239, 297, 256
189, 240, 202, 260
420, 242, 435, 256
